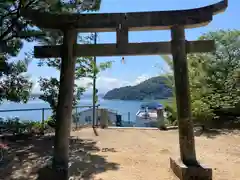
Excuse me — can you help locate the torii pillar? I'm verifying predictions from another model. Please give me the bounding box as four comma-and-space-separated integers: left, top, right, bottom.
51, 29, 77, 178
169, 25, 213, 179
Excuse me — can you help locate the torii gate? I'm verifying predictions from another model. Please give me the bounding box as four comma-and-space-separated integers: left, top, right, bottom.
21, 0, 227, 179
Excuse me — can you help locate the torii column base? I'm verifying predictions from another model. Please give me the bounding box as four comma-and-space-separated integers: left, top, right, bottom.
170, 157, 212, 180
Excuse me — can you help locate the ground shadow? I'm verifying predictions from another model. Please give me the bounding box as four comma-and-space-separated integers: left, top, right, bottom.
200, 128, 240, 139
0, 135, 119, 180
198, 118, 240, 139
201, 128, 224, 139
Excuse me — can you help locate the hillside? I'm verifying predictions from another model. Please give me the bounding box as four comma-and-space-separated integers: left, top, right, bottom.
103, 76, 172, 100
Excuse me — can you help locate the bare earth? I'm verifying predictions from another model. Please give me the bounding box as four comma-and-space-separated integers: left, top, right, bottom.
1, 128, 240, 180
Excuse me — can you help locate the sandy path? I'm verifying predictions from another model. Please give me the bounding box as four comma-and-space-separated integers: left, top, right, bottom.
0, 128, 239, 180
70, 128, 240, 180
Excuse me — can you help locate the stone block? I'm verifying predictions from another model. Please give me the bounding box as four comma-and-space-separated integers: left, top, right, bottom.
170, 157, 212, 180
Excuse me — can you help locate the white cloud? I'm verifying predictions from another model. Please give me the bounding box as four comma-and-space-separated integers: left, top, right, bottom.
31, 77, 41, 94
32, 83, 41, 94
77, 74, 153, 93
132, 74, 151, 86
76, 76, 130, 93
31, 74, 154, 94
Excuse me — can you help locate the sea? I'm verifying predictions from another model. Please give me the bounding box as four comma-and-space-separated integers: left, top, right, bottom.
0, 98, 149, 124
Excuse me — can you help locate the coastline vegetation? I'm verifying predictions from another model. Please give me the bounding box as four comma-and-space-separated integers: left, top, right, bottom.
161, 30, 240, 128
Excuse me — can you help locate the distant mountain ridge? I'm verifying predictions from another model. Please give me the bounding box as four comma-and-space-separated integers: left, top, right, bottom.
103, 76, 173, 100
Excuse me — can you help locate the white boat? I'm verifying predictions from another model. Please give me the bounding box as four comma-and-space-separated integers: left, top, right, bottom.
136, 102, 166, 127
72, 108, 118, 126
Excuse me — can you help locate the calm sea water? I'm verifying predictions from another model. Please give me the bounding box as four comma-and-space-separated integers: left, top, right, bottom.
0, 98, 146, 123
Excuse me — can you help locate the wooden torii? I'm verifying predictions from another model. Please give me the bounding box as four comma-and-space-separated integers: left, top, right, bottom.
21, 0, 228, 179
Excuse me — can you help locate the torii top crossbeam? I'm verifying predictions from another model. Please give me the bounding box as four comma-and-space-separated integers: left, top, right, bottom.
21, 0, 227, 32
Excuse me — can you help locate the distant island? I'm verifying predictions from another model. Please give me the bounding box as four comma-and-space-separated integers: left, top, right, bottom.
103, 76, 173, 100
30, 76, 172, 101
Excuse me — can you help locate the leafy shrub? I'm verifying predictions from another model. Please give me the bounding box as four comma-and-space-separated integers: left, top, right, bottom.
163, 98, 215, 126
191, 100, 215, 123
161, 30, 240, 128
0, 117, 43, 134
162, 99, 177, 125
164, 105, 177, 125
45, 116, 56, 128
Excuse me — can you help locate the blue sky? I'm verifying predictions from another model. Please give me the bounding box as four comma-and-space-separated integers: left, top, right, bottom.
16, 0, 240, 94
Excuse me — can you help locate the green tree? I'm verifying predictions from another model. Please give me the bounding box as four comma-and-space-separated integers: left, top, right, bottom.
159, 30, 240, 124
0, 0, 36, 104
0, 57, 33, 103
189, 30, 240, 122
0, 0, 101, 104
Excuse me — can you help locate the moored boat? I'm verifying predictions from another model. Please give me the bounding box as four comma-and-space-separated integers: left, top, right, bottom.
135, 102, 166, 127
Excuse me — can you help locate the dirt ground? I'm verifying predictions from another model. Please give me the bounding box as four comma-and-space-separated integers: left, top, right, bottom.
0, 128, 240, 180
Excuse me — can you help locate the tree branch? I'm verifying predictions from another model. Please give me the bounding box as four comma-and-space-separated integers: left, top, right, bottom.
0, 0, 37, 41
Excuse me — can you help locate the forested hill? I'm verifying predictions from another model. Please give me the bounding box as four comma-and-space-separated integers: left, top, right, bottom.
103, 76, 173, 100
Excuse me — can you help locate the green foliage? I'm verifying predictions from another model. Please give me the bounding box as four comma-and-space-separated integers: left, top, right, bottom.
160, 30, 240, 125
0, 0, 103, 104
0, 55, 32, 103
104, 76, 172, 100
0, 0, 53, 50
188, 30, 240, 123
0, 0, 36, 104
0, 117, 43, 134
191, 100, 215, 122
0, 1, 57, 103
161, 98, 177, 125
39, 78, 59, 121
189, 30, 240, 110
38, 76, 86, 125
44, 116, 56, 128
